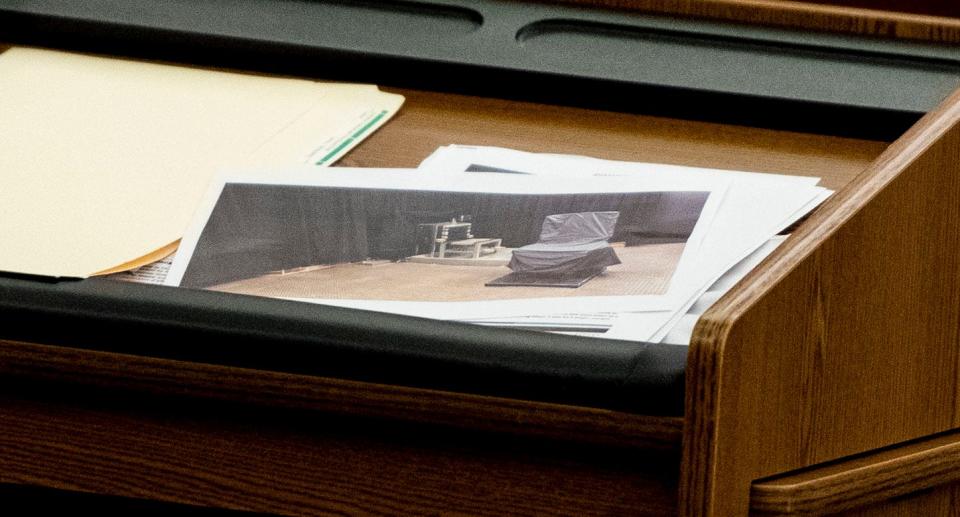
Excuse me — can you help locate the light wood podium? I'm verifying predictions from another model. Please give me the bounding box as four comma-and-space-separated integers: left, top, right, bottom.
1, 1, 959, 515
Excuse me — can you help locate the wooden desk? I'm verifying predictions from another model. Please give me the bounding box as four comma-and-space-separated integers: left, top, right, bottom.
1, 1, 959, 515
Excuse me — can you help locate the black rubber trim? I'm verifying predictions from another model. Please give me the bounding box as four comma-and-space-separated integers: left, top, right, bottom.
0, 275, 687, 416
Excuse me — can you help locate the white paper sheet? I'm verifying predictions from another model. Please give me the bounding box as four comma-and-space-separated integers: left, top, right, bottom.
106, 254, 175, 285
167, 168, 727, 339
658, 236, 787, 345
416, 145, 831, 342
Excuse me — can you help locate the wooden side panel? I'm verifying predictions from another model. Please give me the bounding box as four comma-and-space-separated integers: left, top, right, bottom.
547, 0, 960, 43
681, 89, 960, 515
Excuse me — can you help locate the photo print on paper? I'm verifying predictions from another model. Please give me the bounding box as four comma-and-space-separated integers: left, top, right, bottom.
176, 185, 709, 303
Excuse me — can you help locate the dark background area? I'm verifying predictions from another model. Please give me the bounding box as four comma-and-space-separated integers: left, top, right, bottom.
180, 185, 708, 289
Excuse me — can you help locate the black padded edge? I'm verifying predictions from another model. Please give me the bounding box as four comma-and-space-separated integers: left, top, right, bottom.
0, 276, 687, 415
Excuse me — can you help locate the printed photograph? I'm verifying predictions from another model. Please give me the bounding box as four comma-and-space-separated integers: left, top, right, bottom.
176, 184, 710, 302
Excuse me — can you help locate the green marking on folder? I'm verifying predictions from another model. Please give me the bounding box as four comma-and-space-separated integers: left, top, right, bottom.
315, 109, 389, 165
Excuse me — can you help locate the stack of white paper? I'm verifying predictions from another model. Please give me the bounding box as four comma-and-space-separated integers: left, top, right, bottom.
415, 146, 830, 343
164, 145, 830, 345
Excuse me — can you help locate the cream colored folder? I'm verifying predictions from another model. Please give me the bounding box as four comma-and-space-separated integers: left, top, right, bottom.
0, 47, 404, 278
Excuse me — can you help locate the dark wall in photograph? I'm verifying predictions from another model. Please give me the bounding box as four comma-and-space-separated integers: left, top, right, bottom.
180, 185, 708, 288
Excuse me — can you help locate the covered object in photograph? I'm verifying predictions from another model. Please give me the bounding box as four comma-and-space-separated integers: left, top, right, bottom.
489, 211, 621, 287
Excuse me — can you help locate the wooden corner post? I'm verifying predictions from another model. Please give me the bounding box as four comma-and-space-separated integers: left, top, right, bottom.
681, 88, 960, 515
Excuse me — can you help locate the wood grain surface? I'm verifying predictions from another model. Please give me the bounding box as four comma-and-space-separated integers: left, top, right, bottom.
681, 86, 960, 515
798, 0, 960, 18
0, 387, 680, 516
343, 88, 885, 192
548, 0, 960, 43
831, 483, 960, 516
752, 430, 960, 515
0, 483, 262, 515
0, 339, 682, 450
